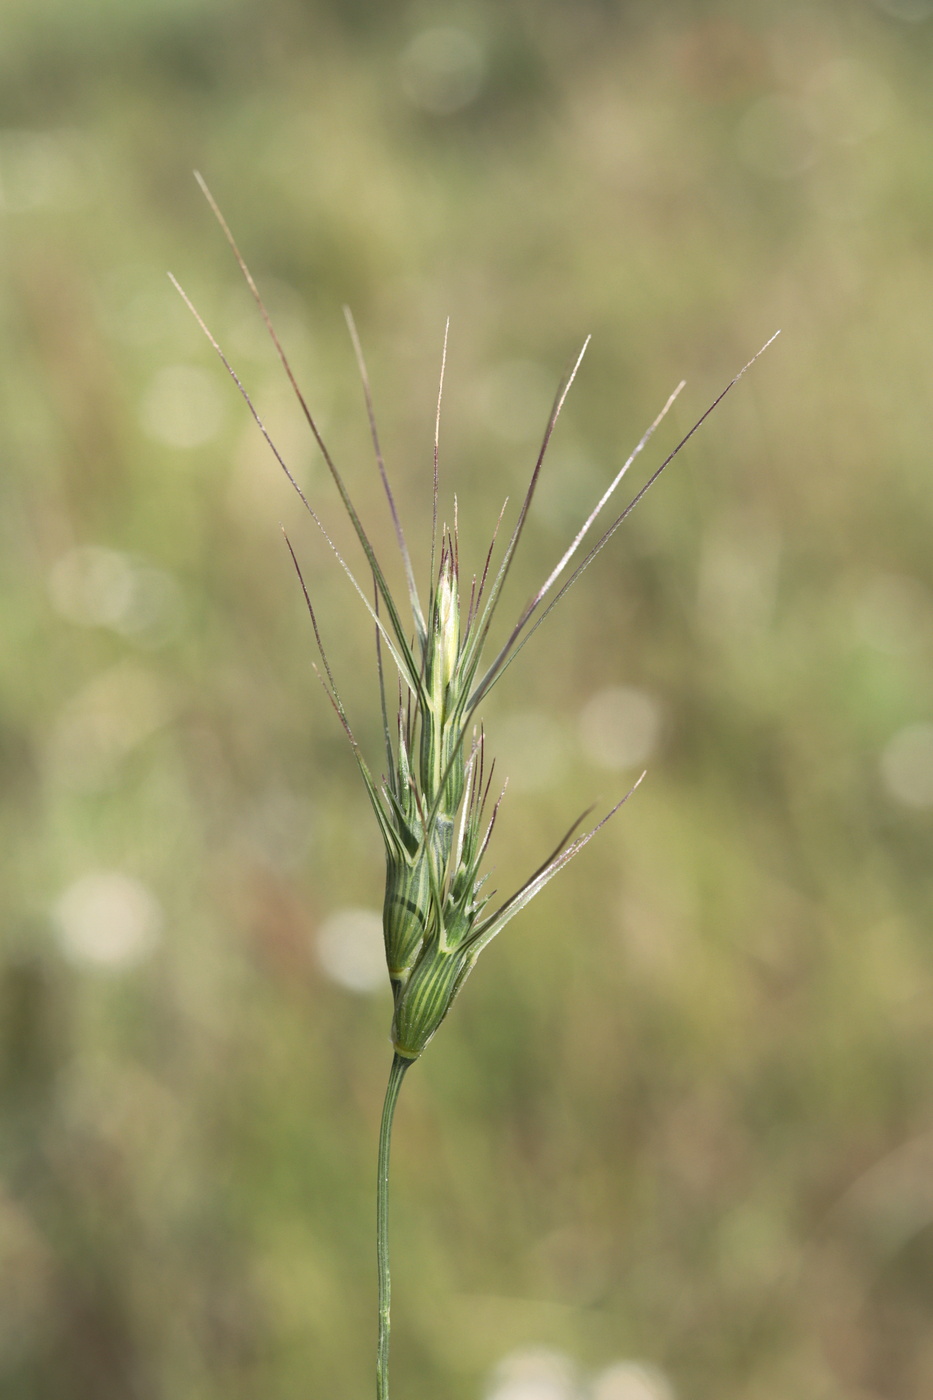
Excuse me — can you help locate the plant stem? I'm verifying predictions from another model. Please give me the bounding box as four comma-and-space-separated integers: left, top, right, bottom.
377, 1051, 411, 1400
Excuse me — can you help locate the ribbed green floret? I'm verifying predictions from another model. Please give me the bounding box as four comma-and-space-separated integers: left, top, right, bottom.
392, 942, 470, 1060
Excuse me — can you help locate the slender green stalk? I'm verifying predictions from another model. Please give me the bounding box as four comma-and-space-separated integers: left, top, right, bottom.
377, 1052, 411, 1400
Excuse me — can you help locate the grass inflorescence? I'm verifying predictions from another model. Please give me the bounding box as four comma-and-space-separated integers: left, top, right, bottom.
172, 173, 777, 1399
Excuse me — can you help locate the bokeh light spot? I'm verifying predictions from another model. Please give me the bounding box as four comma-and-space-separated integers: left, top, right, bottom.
400, 27, 486, 115
140, 364, 225, 449
315, 908, 386, 994
54, 872, 162, 970
591, 1361, 675, 1400
495, 710, 569, 792
485, 1348, 579, 1400
49, 545, 135, 628
880, 724, 933, 808
0, 128, 89, 212
48, 545, 182, 643
580, 686, 661, 771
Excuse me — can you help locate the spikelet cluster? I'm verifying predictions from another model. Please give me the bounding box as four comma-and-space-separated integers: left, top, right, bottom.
282, 328, 669, 1063
172, 181, 777, 1064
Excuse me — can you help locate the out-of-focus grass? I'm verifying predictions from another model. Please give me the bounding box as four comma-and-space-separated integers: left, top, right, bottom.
3, 2, 933, 1397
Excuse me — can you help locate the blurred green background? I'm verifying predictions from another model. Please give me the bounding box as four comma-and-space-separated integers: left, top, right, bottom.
3, 1, 933, 1397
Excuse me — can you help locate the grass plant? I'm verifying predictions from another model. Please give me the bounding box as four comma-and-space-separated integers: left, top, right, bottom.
173, 177, 776, 1398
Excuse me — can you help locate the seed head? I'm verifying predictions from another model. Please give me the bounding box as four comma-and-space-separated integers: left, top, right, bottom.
266, 330, 766, 1063
173, 225, 778, 1063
